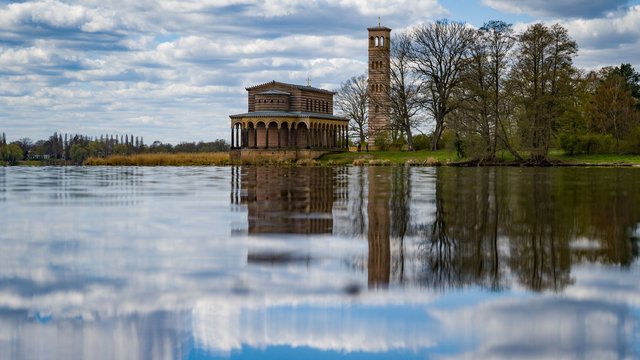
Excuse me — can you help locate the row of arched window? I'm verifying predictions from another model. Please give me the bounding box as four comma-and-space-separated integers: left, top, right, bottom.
370, 83, 385, 93
371, 60, 384, 70
305, 98, 330, 113
257, 98, 287, 104
370, 36, 386, 47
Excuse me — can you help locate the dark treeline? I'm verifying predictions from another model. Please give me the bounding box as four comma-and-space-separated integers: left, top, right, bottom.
335, 20, 640, 162
0, 131, 229, 165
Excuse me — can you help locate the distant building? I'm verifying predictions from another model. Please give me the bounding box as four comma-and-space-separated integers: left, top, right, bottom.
367, 25, 392, 146
229, 81, 349, 161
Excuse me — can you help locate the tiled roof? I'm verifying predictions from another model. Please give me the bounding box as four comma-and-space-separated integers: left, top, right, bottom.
230, 111, 348, 121
246, 80, 334, 94
256, 89, 291, 96
368, 26, 392, 31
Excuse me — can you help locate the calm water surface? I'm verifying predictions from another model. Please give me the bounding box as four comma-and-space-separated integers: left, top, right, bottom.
0, 166, 639, 359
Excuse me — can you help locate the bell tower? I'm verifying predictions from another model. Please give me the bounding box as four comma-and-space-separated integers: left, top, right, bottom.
367, 22, 391, 146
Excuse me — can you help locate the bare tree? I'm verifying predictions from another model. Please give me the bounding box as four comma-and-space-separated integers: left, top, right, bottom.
335, 74, 368, 145
451, 21, 521, 161
482, 21, 521, 160
410, 19, 475, 150
389, 32, 425, 151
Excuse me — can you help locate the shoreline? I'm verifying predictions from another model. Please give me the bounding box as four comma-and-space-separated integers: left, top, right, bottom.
5, 150, 640, 167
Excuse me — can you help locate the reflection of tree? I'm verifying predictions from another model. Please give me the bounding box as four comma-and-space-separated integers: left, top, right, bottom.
352, 167, 366, 237
423, 183, 459, 289
421, 168, 505, 290
424, 167, 640, 292
390, 167, 411, 283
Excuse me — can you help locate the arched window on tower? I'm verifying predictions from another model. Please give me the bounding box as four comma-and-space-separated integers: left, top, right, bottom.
375, 37, 379, 47
380, 36, 384, 47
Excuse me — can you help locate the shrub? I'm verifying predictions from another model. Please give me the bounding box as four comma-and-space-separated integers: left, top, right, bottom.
412, 134, 430, 151
439, 129, 456, 150
374, 133, 391, 151
559, 133, 617, 155
622, 126, 640, 154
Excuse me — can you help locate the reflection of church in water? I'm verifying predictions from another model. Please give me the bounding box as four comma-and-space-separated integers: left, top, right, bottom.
230, 165, 397, 288
231, 167, 347, 234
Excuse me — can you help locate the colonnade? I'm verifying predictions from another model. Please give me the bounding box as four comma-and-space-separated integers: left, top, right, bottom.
230, 121, 349, 150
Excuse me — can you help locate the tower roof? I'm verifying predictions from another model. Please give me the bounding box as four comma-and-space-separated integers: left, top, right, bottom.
367, 26, 392, 31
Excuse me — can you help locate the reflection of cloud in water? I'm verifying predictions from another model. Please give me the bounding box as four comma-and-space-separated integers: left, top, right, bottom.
189, 268, 639, 358
2, 167, 640, 359
436, 297, 633, 359
0, 262, 639, 359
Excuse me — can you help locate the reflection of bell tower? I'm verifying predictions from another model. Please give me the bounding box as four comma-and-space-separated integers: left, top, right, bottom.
367, 167, 391, 287
367, 22, 391, 146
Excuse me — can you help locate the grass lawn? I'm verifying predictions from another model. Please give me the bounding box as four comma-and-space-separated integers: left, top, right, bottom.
54, 149, 640, 167
319, 149, 458, 165
550, 152, 640, 165
321, 149, 640, 166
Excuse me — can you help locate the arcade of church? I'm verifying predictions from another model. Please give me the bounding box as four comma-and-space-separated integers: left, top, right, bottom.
230, 119, 349, 150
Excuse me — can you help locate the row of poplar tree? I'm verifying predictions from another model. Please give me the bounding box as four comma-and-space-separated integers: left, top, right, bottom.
1, 131, 229, 164
335, 20, 640, 162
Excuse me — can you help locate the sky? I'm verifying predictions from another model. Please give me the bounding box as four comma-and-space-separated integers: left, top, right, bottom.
1, 0, 640, 144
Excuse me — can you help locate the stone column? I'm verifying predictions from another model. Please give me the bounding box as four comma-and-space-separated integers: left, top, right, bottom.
253, 127, 258, 148
265, 126, 269, 149
293, 125, 297, 148
288, 125, 292, 149
345, 126, 349, 149
278, 124, 281, 148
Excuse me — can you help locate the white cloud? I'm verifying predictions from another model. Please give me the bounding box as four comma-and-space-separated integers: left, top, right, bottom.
0, 0, 637, 143
0, 0, 119, 32
482, 0, 629, 19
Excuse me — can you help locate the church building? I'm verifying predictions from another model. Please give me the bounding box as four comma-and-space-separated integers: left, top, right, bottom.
229, 81, 349, 161
229, 24, 391, 159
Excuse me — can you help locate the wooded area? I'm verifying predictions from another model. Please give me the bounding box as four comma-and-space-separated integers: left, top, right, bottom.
335, 20, 640, 163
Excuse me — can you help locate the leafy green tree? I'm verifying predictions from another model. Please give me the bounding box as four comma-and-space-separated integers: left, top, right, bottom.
510, 23, 578, 162
1, 143, 24, 165
610, 63, 640, 106
69, 144, 88, 165
588, 73, 638, 151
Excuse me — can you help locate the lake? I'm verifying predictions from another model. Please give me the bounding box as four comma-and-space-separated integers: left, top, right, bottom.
0, 166, 639, 359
